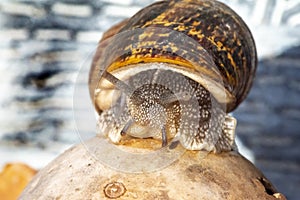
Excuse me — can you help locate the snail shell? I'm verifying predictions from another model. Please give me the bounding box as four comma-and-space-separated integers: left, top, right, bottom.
89, 0, 257, 152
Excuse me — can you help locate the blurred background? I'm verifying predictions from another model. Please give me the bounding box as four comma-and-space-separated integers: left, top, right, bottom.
0, 0, 299, 199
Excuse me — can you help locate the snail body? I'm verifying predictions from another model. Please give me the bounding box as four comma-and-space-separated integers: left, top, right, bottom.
89, 0, 257, 152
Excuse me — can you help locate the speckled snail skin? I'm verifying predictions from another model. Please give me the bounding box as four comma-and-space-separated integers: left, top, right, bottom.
89, 0, 257, 153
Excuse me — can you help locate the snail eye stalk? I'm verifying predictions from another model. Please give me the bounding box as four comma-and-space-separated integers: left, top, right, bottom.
101, 70, 134, 95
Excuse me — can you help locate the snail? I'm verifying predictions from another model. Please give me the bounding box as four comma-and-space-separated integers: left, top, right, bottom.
89, 0, 257, 153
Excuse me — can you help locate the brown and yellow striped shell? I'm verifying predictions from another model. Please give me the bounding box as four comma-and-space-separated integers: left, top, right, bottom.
89, 0, 257, 152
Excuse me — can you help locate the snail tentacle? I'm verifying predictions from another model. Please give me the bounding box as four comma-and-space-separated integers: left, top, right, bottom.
120, 118, 133, 136
101, 70, 135, 95
161, 126, 168, 147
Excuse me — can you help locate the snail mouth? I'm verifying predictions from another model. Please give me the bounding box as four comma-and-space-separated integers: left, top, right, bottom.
126, 86, 176, 147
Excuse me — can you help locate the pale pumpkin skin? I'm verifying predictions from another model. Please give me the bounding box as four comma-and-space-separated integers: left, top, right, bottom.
20, 137, 286, 200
